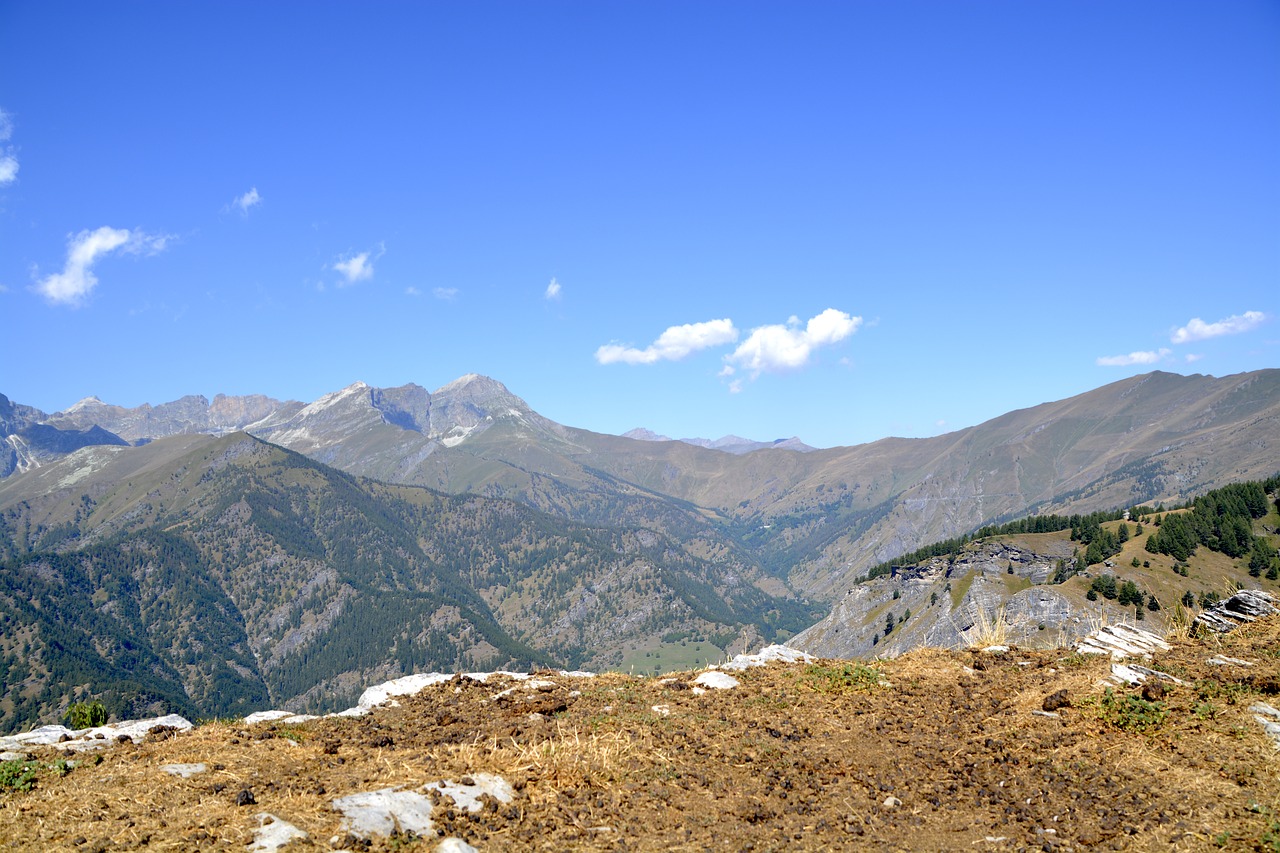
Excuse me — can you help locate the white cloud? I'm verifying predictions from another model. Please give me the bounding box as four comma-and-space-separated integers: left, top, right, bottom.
725, 308, 861, 377
35, 227, 170, 306
545, 278, 562, 300
1171, 311, 1265, 344
728, 379, 743, 394
333, 253, 373, 284
434, 287, 459, 301
1095, 348, 1171, 367
230, 187, 261, 215
1185, 353, 1204, 363
0, 108, 18, 185
331, 242, 385, 286
405, 286, 421, 297
596, 318, 739, 365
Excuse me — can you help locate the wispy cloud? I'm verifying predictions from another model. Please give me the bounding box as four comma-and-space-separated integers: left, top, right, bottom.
331, 242, 385, 286
36, 226, 171, 306
596, 318, 739, 365
227, 187, 261, 216
1171, 310, 1265, 344
723, 309, 861, 378
545, 277, 562, 300
1095, 349, 1170, 367
434, 287, 459, 301
0, 108, 18, 185
405, 286, 421, 297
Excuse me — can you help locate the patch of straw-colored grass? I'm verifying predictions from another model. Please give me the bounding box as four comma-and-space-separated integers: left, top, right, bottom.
438, 721, 663, 796
962, 606, 1010, 648
1165, 602, 1194, 642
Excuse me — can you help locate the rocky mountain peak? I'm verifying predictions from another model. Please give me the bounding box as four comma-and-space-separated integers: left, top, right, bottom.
623, 428, 671, 442
623, 429, 816, 454
65, 395, 106, 413
370, 384, 432, 433
431, 374, 520, 405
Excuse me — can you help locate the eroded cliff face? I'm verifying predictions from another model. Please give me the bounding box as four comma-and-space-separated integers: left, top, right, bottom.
790, 538, 1091, 658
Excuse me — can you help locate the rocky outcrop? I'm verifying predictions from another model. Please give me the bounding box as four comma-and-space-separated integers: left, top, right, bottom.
790, 540, 1084, 659
1075, 624, 1172, 659
1193, 590, 1279, 634
0, 713, 193, 758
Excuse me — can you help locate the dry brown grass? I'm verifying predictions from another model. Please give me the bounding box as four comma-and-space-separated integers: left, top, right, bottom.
5, 627, 1280, 851
962, 605, 1010, 647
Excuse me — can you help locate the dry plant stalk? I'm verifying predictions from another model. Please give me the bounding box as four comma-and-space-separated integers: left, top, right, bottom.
1165, 602, 1192, 641
964, 606, 1010, 647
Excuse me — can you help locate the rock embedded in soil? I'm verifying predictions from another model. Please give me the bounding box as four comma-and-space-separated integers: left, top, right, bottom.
333, 787, 436, 838
248, 812, 307, 852
692, 671, 740, 691
159, 763, 207, 778
1075, 624, 1170, 659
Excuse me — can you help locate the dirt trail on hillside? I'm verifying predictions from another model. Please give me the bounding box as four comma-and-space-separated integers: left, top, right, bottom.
3, 621, 1280, 851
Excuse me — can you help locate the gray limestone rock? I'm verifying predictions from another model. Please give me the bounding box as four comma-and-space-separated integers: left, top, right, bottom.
1193, 590, 1279, 634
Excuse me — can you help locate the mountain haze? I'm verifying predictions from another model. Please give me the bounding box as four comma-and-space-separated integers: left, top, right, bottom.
1, 369, 1278, 729
7, 369, 1280, 601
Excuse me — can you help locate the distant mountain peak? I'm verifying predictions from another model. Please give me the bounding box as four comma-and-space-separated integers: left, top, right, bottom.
623, 428, 671, 442
66, 396, 106, 412
432, 374, 517, 400
433, 373, 487, 394
624, 429, 816, 454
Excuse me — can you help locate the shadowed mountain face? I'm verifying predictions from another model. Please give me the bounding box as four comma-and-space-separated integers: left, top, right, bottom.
1, 393, 130, 478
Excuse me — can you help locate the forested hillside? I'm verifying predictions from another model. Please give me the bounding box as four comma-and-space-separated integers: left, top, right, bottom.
0, 434, 814, 733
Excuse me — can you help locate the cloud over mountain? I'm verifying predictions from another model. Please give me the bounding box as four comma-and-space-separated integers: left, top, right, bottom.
1171, 311, 1265, 344
1096, 349, 1171, 367
596, 318, 739, 365
724, 309, 861, 378
36, 226, 171, 307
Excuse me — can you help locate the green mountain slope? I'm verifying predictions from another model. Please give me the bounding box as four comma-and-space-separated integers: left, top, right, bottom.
0, 434, 813, 733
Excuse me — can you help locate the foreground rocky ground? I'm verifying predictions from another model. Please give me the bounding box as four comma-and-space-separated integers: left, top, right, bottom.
2, 618, 1280, 851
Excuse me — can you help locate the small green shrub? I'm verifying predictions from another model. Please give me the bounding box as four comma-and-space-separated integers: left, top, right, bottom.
0, 760, 38, 793
801, 663, 885, 694
1083, 688, 1168, 733
66, 701, 108, 729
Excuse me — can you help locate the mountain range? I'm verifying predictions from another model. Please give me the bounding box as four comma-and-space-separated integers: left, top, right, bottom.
1, 368, 1278, 730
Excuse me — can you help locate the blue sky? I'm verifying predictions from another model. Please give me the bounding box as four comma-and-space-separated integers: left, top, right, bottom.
1, 1, 1276, 448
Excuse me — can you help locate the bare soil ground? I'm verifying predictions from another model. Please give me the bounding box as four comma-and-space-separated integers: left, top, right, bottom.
3, 619, 1280, 851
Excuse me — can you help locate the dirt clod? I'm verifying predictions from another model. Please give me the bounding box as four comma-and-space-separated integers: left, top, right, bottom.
1042, 688, 1071, 711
